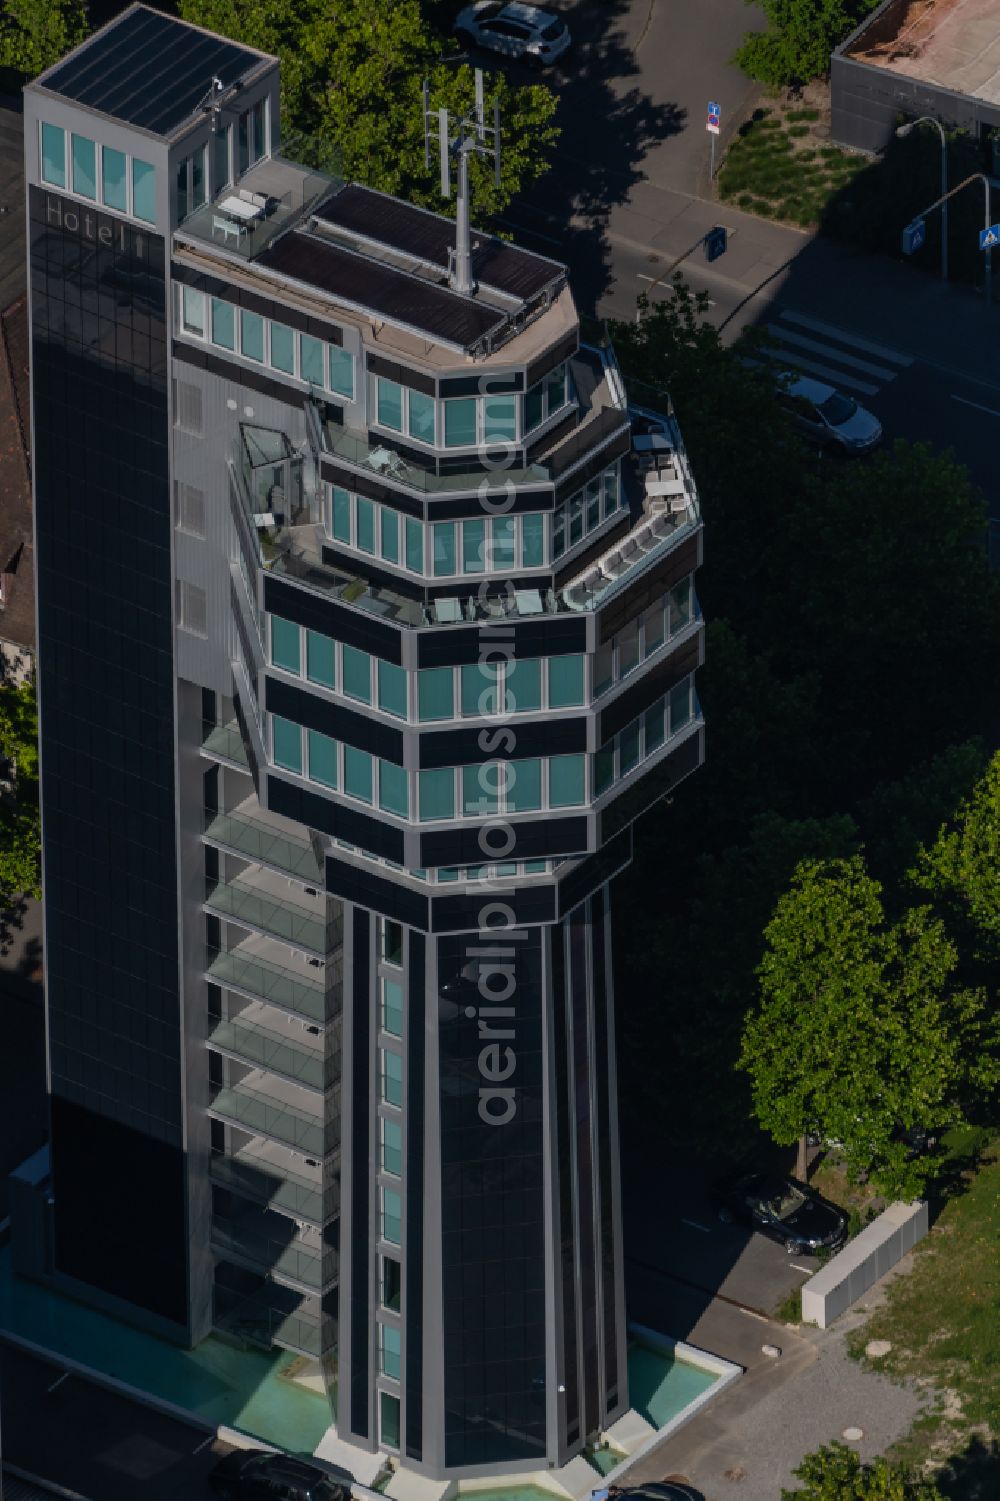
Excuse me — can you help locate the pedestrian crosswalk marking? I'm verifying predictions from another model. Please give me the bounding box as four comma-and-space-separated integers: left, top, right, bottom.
764, 325, 898, 381
757, 348, 880, 396
777, 310, 914, 367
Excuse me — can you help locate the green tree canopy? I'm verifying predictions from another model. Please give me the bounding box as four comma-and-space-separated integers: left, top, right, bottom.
911, 750, 1000, 975
0, 0, 87, 78
178, 0, 559, 220
741, 854, 1000, 1193
0, 680, 40, 902
784, 1441, 946, 1501
733, 0, 879, 89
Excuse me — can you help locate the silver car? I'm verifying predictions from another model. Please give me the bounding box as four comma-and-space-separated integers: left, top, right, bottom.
781, 373, 883, 454
454, 2, 571, 65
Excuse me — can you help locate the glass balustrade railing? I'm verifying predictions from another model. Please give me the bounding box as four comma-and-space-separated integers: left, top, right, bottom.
206, 947, 330, 1024
211, 1219, 338, 1292
209, 1153, 333, 1226
201, 722, 249, 768
208, 1014, 340, 1093
209, 1082, 331, 1157
216, 1290, 337, 1359
203, 807, 323, 884
205, 878, 328, 954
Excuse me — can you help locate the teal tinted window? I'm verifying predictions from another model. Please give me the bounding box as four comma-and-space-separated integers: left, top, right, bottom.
378, 661, 407, 719
380, 1391, 401, 1451
377, 378, 403, 431
240, 309, 264, 362
300, 333, 324, 386
211, 299, 235, 350
524, 379, 544, 433
419, 768, 454, 821
379, 761, 409, 817
492, 515, 515, 571
506, 658, 541, 713
461, 663, 498, 717
381, 508, 399, 565
270, 616, 300, 674
405, 516, 423, 572
306, 631, 335, 688
329, 346, 354, 398
131, 158, 156, 223
382, 1116, 402, 1175
271, 716, 302, 773
603, 465, 620, 518
381, 979, 403, 1038
356, 496, 375, 554
644, 699, 666, 753
548, 654, 584, 708
343, 646, 372, 704
525, 859, 547, 873
521, 512, 544, 568
620, 720, 641, 775
418, 667, 453, 721
408, 389, 436, 443
41, 123, 65, 188
484, 394, 516, 443
331, 486, 351, 542
595, 744, 615, 796
671, 577, 693, 629
381, 1051, 403, 1107
463, 762, 500, 816
508, 758, 541, 812
463, 518, 485, 574
433, 522, 456, 577
344, 746, 373, 803
444, 398, 476, 447
308, 730, 338, 788
101, 146, 127, 211
71, 134, 96, 200
382, 1187, 401, 1244
269, 322, 295, 374
544, 363, 567, 412
549, 753, 585, 807
380, 1321, 401, 1377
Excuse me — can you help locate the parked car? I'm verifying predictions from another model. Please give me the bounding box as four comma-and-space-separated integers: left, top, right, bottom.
778, 373, 882, 454
618, 1482, 705, 1501
454, 2, 571, 65
712, 1170, 848, 1255
209, 1449, 349, 1501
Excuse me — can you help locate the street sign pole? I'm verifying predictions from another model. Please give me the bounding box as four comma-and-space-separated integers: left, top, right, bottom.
710, 133, 715, 181
706, 100, 721, 181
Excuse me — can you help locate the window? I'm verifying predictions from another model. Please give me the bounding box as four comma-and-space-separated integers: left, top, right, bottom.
461, 663, 498, 717
405, 517, 423, 573
619, 622, 640, 678
269, 321, 295, 375
549, 654, 584, 708
463, 518, 485, 574
549, 753, 585, 807
643, 602, 665, 657
213, 126, 231, 190
102, 146, 127, 212
344, 746, 373, 803
672, 577, 693, 630
506, 658, 541, 713
645, 699, 665, 754
595, 644, 614, 697
41, 123, 66, 189
181, 286, 206, 337
433, 522, 456, 577
522, 513, 545, 568
381, 921, 403, 965
240, 309, 264, 363
175, 482, 205, 537
378, 661, 407, 719
306, 631, 335, 689
444, 398, 477, 447
508, 758, 541, 812
380, 508, 399, 566
271, 715, 302, 774
418, 667, 453, 721
356, 496, 376, 555
379, 761, 409, 818
380, 1257, 401, 1312
379, 1322, 401, 1379
381, 1116, 402, 1176
544, 363, 567, 414
175, 158, 188, 222
670, 678, 692, 732
602, 465, 620, 519
484, 393, 517, 443
131, 158, 156, 223
191, 146, 206, 210
524, 360, 568, 432
71, 134, 96, 200
463, 762, 500, 816
309, 730, 338, 788
377, 378, 403, 432
211, 298, 235, 350
270, 616, 301, 674
381, 978, 403, 1038
408, 389, 436, 444
331, 487, 351, 543
586, 478, 601, 532
381, 1050, 403, 1107
595, 743, 615, 796
343, 646, 372, 704
620, 719, 640, 775
380, 1391, 401, 1452
178, 581, 207, 636
492, 515, 516, 571
300, 333, 324, 387
553, 461, 621, 559
381, 1187, 401, 1245
419, 768, 455, 821
329, 346, 354, 399
239, 99, 267, 171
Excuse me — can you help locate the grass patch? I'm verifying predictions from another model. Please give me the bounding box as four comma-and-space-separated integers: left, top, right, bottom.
787, 124, 810, 138
773, 1285, 802, 1324
786, 107, 820, 122
717, 106, 866, 228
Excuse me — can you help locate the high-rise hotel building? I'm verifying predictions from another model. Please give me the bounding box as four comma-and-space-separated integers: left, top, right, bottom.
18, 5, 704, 1480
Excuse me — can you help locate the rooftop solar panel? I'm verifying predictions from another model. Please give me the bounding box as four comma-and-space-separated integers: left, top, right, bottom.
40, 6, 266, 137
258, 231, 508, 351
316, 185, 564, 303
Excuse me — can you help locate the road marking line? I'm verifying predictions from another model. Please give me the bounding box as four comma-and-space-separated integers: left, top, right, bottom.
680, 1217, 712, 1233
46, 1371, 71, 1394
756, 348, 880, 395
778, 309, 914, 366
951, 393, 1000, 417
192, 1435, 215, 1455
765, 324, 898, 381
791, 1264, 813, 1273
738, 1307, 770, 1322
636, 274, 714, 307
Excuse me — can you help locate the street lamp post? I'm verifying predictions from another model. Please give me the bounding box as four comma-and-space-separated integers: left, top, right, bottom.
905, 171, 993, 304
896, 117, 948, 282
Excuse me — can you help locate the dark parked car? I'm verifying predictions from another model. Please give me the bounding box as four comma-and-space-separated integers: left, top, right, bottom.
618, 1481, 705, 1501
712, 1171, 847, 1255
209, 1449, 350, 1501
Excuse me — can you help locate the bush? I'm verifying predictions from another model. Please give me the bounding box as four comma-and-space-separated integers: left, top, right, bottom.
733, 0, 882, 89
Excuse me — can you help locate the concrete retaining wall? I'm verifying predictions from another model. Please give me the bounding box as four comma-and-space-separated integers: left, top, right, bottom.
800, 1200, 929, 1329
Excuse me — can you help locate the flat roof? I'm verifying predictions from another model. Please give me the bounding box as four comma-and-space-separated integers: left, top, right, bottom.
846, 0, 1000, 105
35, 4, 271, 137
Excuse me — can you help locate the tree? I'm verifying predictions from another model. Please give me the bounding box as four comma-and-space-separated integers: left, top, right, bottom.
733, 0, 879, 88
911, 750, 1000, 975
858, 740, 989, 892
0, 680, 40, 902
741, 855, 1000, 1192
784, 1441, 946, 1500
178, 0, 559, 221
0, 0, 87, 77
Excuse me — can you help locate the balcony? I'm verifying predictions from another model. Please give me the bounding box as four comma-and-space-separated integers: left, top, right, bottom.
208, 1004, 340, 1093
207, 940, 335, 1026
204, 871, 329, 955
210, 1144, 336, 1227
208, 1072, 336, 1158
215, 1283, 336, 1360
204, 803, 323, 885
201, 721, 249, 770
175, 153, 339, 265
211, 1212, 338, 1295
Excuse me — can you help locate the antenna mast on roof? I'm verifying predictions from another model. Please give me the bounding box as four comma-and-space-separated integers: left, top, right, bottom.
422, 68, 501, 296
198, 75, 226, 132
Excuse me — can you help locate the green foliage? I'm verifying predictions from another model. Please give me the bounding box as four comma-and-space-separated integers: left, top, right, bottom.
0, 0, 87, 77
178, 0, 559, 222
733, 0, 879, 88
858, 741, 989, 890
741, 855, 1000, 1195
0, 680, 40, 902
784, 1441, 945, 1500
911, 750, 1000, 973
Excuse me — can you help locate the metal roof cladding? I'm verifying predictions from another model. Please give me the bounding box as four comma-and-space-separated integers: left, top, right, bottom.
316, 183, 566, 302
38, 4, 269, 137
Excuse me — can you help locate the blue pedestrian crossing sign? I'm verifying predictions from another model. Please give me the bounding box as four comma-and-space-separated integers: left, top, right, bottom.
704, 225, 727, 262
706, 101, 721, 135
980, 223, 1000, 250
901, 218, 926, 255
